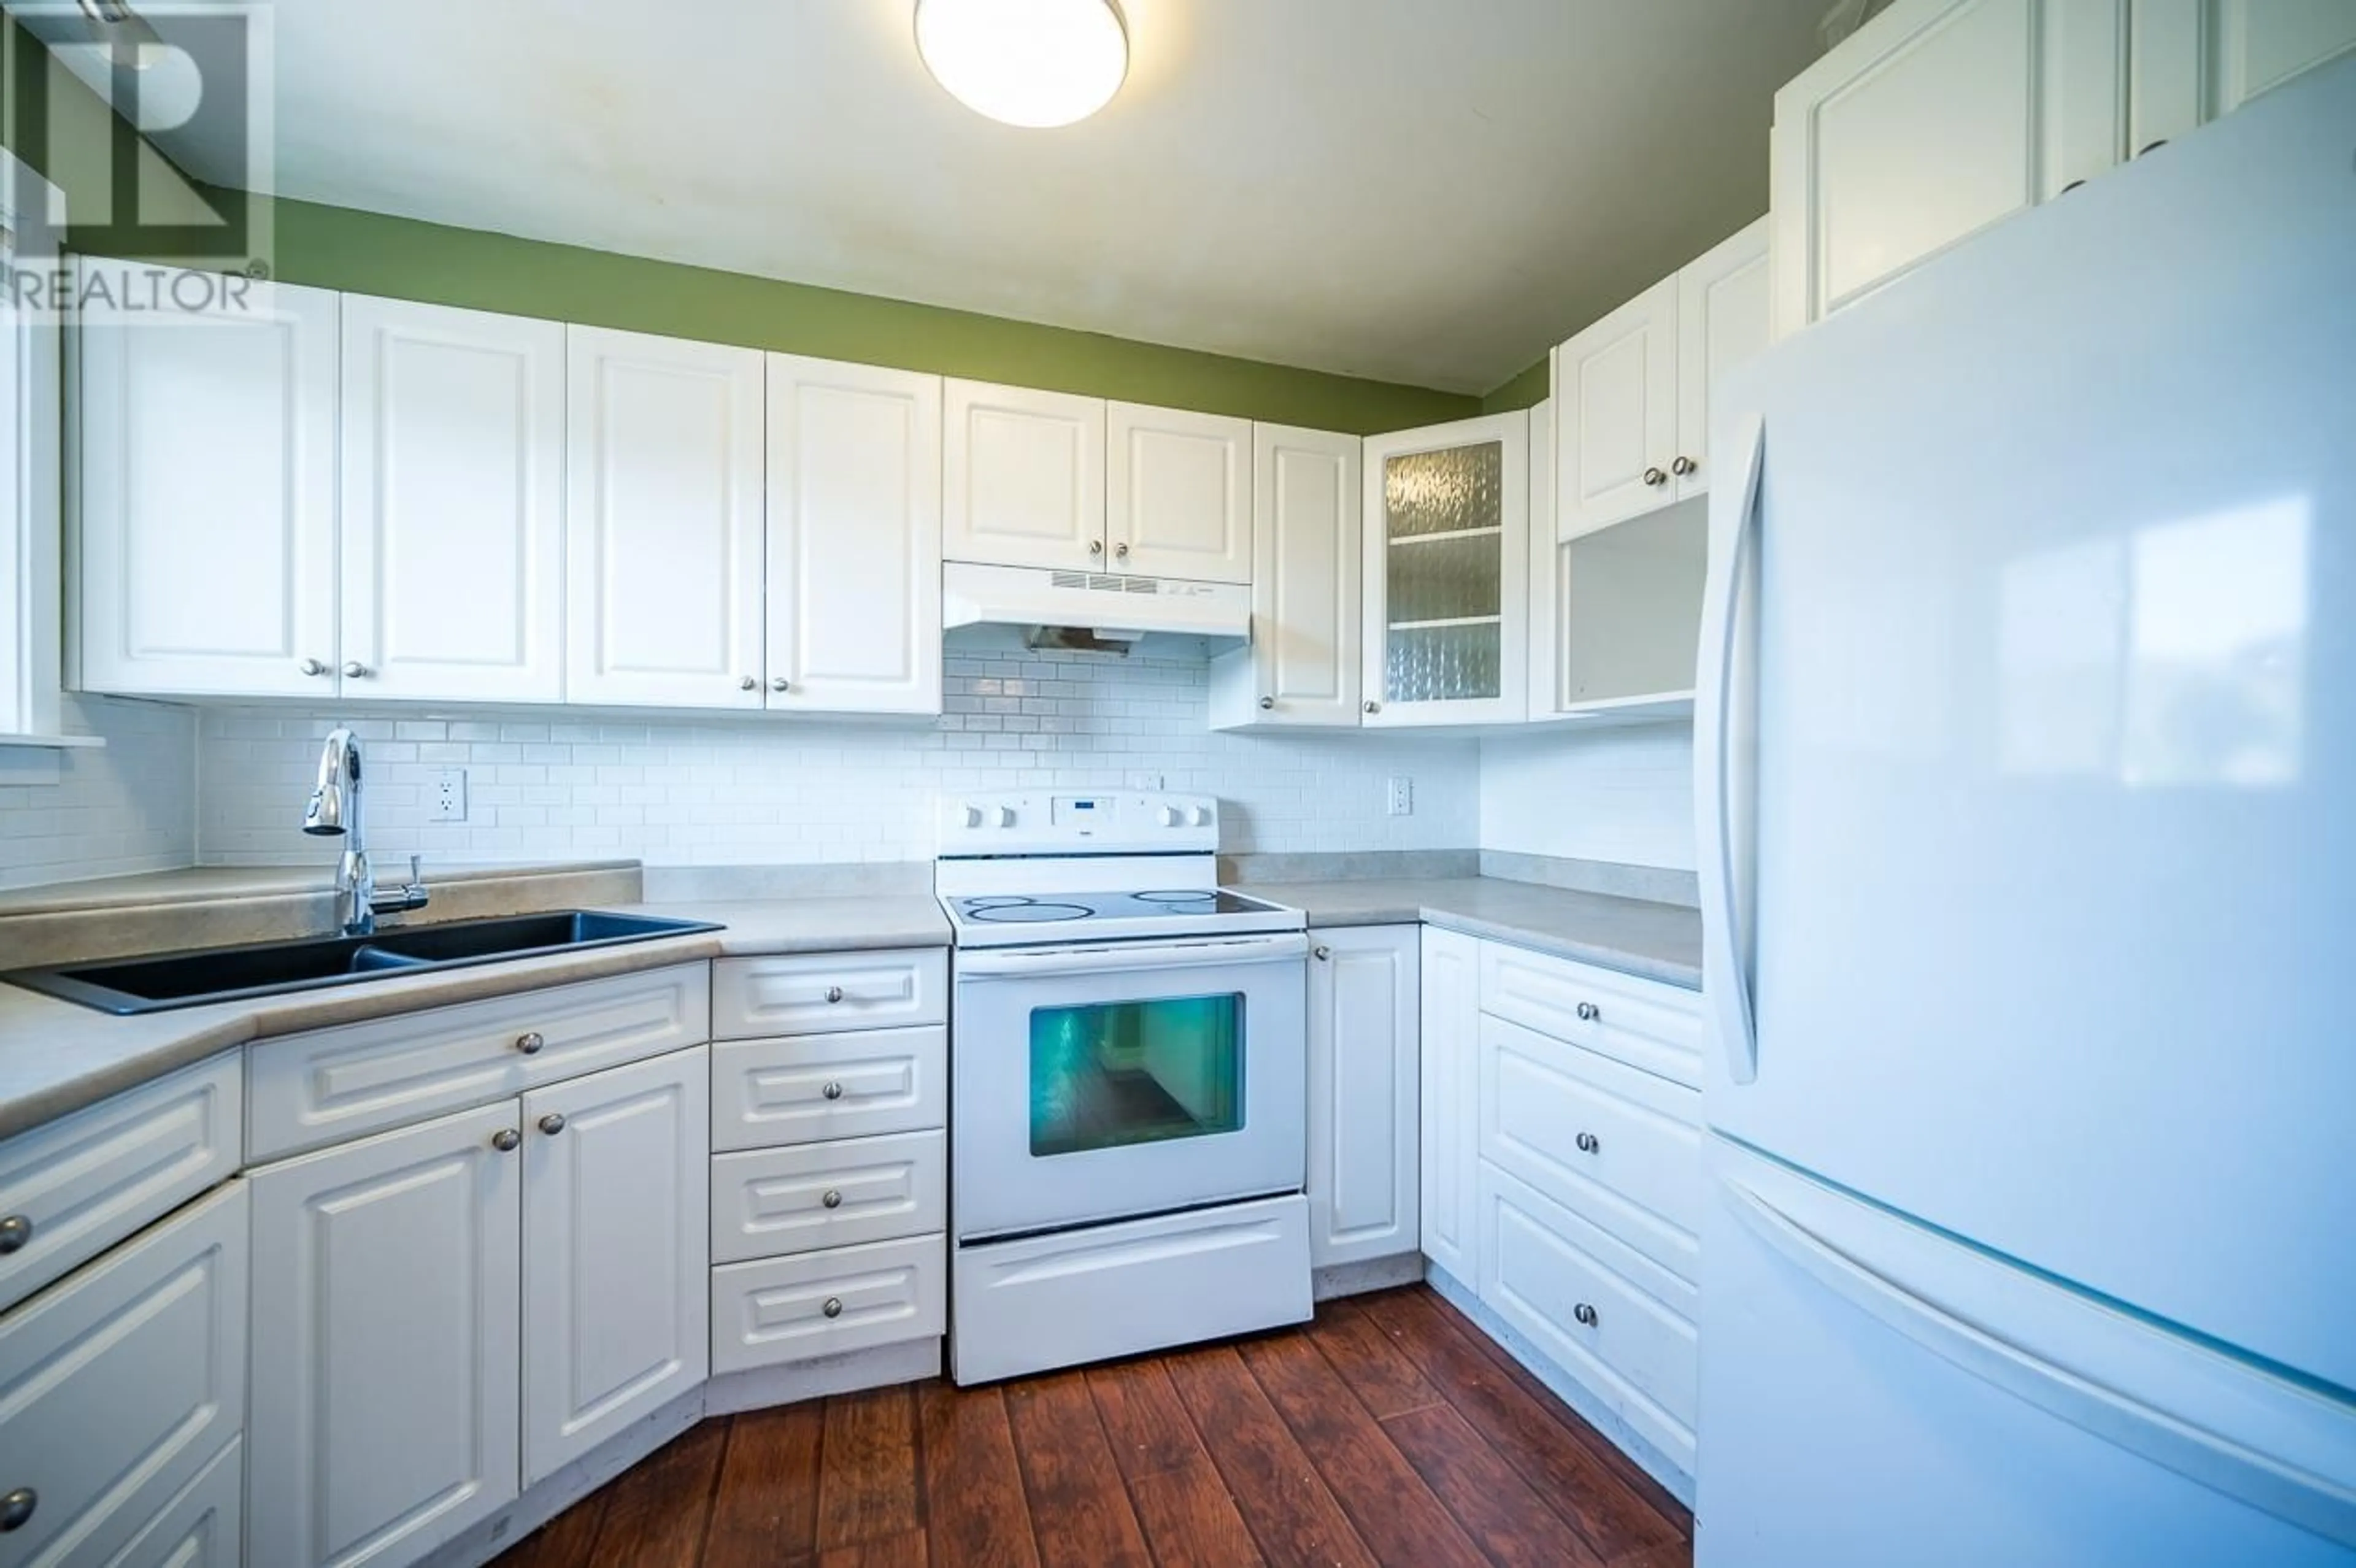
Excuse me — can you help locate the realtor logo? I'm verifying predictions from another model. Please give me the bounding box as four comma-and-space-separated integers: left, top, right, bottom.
3, 1, 274, 321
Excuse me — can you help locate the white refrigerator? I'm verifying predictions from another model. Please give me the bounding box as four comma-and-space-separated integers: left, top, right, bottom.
1693, 54, 2356, 1567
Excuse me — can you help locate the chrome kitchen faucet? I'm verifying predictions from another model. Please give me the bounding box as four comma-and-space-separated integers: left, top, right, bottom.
302, 726, 429, 936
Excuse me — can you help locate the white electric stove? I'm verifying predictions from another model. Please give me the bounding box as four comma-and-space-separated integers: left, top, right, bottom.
936, 791, 1312, 1385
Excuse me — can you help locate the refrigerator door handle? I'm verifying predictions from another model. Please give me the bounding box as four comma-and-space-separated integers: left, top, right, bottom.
1722, 1162, 2356, 1547
1696, 412, 1763, 1083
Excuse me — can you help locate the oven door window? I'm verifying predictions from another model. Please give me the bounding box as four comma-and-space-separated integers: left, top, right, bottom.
1029, 993, 1244, 1156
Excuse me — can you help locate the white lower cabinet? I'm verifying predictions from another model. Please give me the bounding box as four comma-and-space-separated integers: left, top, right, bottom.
0, 1180, 247, 1568
248, 1101, 522, 1568
105, 1435, 243, 1568
712, 1234, 946, 1376
1306, 924, 1420, 1270
1417, 926, 1481, 1281
521, 1047, 709, 1486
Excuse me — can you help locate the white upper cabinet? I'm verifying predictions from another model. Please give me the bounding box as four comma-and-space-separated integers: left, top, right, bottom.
1361, 412, 1530, 728
1555, 277, 1676, 539
766, 355, 944, 715
942, 379, 1106, 572
1672, 218, 1771, 502
341, 297, 566, 703
75, 263, 340, 698
564, 326, 766, 711
1208, 423, 1361, 730
1105, 402, 1252, 582
2203, 0, 2356, 113
521, 1047, 707, 1486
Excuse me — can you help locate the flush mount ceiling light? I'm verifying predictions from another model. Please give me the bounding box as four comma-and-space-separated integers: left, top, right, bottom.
914, 0, 1128, 129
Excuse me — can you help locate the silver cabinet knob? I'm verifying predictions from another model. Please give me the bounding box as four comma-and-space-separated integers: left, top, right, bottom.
342, 661, 371, 678
298, 658, 329, 677
1573, 1302, 1599, 1326
822, 1296, 844, 1318
1258, 695, 1274, 710
1115, 542, 1130, 559
822, 1189, 844, 1210
1088, 539, 1104, 556
825, 985, 844, 1004
771, 677, 790, 693
1576, 1131, 1601, 1155
821, 1080, 845, 1101
0, 1215, 29, 1255
1, 1488, 34, 1533
491, 1128, 521, 1153
1363, 700, 1380, 715
739, 675, 758, 691
538, 1112, 566, 1136
1313, 945, 1331, 961
1671, 455, 1697, 477
515, 1031, 545, 1055
1642, 466, 1668, 488
1576, 1001, 1600, 1023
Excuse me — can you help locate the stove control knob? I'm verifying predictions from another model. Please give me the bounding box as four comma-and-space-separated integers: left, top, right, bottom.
1160, 805, 1182, 827
996, 805, 1017, 828
1191, 805, 1212, 827
962, 804, 983, 828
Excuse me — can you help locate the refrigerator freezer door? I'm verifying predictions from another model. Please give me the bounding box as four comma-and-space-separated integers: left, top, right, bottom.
1704, 57, 2356, 1392
1700, 1140, 2356, 1567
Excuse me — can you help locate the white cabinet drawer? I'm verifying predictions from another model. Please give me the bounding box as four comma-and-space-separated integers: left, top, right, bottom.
710, 1025, 945, 1152
712, 1130, 946, 1265
247, 963, 710, 1160
0, 1180, 247, 1568
712, 949, 946, 1039
1478, 1163, 1696, 1476
0, 1053, 241, 1315
1479, 1013, 1702, 1283
1479, 942, 1703, 1088
107, 1435, 241, 1568
710, 1233, 945, 1374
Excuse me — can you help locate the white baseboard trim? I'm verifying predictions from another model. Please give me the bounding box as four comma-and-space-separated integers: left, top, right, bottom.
705, 1337, 942, 1415
1424, 1261, 1696, 1510
1313, 1251, 1425, 1301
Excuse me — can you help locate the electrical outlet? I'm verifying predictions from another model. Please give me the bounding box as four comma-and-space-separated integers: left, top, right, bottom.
430, 768, 468, 823
1387, 776, 1413, 817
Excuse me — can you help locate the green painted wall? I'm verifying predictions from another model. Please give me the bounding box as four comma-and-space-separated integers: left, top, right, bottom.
1479, 356, 1549, 414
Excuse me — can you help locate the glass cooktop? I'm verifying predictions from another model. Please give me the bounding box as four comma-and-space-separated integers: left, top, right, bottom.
949, 890, 1284, 925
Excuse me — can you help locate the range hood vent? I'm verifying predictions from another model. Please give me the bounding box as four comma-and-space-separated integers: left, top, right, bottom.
942, 561, 1251, 645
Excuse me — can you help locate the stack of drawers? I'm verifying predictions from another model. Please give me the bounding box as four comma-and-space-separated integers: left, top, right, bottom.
1474, 942, 1706, 1478
707, 948, 950, 1378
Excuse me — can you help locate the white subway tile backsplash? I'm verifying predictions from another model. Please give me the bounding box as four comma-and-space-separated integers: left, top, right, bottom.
0, 696, 198, 891
1479, 722, 1696, 872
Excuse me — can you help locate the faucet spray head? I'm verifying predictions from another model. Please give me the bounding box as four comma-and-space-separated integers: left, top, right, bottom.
304, 726, 358, 836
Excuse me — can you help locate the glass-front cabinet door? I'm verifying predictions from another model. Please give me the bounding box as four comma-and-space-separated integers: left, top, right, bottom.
1361, 412, 1530, 726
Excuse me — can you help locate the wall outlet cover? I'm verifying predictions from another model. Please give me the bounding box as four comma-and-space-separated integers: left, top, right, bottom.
431, 768, 468, 823
1388, 776, 1413, 817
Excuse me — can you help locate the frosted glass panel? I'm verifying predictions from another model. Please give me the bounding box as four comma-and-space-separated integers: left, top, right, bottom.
1385, 442, 1504, 539
1388, 536, 1503, 624
1385, 623, 1502, 703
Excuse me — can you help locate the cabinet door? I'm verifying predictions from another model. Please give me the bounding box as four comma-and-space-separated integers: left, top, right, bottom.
564, 326, 765, 710
1104, 402, 1252, 582
75, 263, 339, 698
341, 296, 565, 702
521, 1046, 707, 1486
2202, 0, 2356, 117
942, 379, 1104, 571
766, 356, 943, 715
1555, 277, 1677, 539
1361, 413, 1528, 727
0, 1180, 244, 1568
1673, 219, 1771, 502
1417, 927, 1481, 1282
1209, 423, 1360, 729
248, 1101, 522, 1568
1306, 925, 1419, 1269
1771, 0, 2044, 334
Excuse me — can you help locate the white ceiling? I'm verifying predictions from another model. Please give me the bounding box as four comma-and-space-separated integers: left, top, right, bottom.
106, 0, 1828, 393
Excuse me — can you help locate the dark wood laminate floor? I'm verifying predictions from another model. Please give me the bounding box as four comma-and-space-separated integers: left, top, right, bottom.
496, 1285, 1693, 1568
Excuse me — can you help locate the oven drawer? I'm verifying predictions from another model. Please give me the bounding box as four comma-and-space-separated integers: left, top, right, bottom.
710, 1131, 947, 1264
1479, 943, 1704, 1089
710, 1233, 945, 1374
710, 1026, 947, 1152
712, 949, 947, 1039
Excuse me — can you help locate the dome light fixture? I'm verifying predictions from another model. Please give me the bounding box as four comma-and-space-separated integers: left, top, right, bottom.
914, 0, 1129, 129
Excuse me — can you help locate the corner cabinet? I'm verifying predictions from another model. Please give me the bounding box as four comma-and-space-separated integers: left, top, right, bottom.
1207, 423, 1361, 730
72, 263, 342, 698
1306, 925, 1420, 1271
1360, 412, 1529, 727
1418, 926, 1480, 1282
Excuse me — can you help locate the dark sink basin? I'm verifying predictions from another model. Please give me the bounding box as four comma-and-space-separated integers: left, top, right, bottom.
2, 910, 723, 1015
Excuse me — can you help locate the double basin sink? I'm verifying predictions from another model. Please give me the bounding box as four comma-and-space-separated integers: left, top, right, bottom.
3, 910, 723, 1015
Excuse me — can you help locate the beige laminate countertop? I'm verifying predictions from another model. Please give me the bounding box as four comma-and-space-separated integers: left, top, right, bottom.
1231, 875, 1703, 993
0, 894, 949, 1143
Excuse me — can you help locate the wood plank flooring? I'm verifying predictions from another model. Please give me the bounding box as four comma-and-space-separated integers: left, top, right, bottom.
495, 1285, 1692, 1568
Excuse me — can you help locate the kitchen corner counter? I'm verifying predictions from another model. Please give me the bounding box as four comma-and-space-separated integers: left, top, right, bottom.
0, 893, 950, 1144
1231, 875, 1703, 991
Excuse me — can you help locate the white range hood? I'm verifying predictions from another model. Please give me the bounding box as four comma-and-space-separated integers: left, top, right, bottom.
941, 562, 1250, 645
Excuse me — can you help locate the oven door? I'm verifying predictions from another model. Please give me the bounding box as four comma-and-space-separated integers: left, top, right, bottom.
952, 932, 1307, 1241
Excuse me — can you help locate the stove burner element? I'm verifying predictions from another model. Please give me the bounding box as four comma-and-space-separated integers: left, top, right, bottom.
1131, 891, 1218, 905
963, 898, 1092, 923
